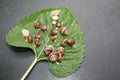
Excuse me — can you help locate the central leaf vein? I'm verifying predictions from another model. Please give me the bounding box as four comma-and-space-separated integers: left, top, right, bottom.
37, 32, 49, 59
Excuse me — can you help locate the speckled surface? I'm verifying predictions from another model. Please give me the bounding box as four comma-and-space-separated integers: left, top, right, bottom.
0, 0, 120, 80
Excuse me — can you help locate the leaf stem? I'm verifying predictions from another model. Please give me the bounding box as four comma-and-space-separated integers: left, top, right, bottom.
20, 58, 38, 80
38, 57, 48, 61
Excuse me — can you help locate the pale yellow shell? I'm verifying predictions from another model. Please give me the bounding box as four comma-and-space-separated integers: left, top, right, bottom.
21, 29, 29, 37
50, 10, 60, 16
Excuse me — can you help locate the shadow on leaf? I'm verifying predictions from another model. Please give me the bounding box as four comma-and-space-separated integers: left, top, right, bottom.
7, 45, 33, 58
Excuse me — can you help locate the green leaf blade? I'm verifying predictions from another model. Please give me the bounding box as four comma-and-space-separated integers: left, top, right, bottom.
6, 6, 85, 78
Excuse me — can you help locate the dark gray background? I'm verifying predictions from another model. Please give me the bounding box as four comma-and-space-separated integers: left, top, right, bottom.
0, 0, 120, 80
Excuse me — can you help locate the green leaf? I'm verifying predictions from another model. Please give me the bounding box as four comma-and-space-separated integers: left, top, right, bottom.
6, 6, 85, 78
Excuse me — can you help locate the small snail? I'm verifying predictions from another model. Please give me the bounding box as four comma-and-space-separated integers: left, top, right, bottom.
52, 21, 57, 25
34, 22, 40, 29
44, 45, 54, 55
52, 16, 59, 20
34, 40, 40, 47
48, 52, 58, 62
51, 36, 57, 42
27, 36, 33, 43
57, 47, 65, 56
67, 38, 77, 49
57, 54, 62, 62
61, 39, 67, 47
56, 22, 62, 28
35, 33, 41, 39
21, 29, 29, 37
61, 27, 68, 35
41, 25, 48, 31
50, 28, 58, 36
50, 10, 60, 16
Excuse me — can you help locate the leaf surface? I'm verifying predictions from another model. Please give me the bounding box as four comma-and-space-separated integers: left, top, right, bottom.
6, 6, 85, 77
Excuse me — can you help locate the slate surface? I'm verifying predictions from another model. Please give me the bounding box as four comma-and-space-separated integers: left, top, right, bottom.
0, 0, 120, 80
